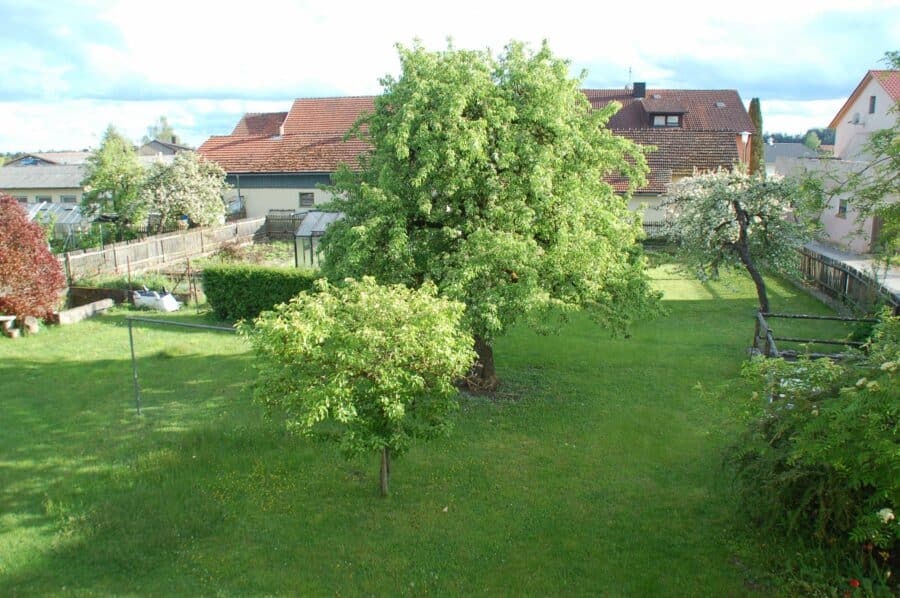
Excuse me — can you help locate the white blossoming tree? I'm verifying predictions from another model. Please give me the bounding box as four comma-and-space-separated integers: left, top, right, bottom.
662, 169, 823, 312
134, 151, 229, 232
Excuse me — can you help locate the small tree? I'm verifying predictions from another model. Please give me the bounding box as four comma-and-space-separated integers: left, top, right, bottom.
0, 195, 67, 322
803, 130, 821, 151
142, 116, 181, 145
663, 170, 822, 312
81, 125, 144, 237
241, 277, 475, 497
748, 98, 764, 176
135, 151, 228, 231
320, 41, 661, 389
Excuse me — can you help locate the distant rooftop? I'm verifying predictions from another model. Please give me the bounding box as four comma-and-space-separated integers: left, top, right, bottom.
764, 142, 818, 164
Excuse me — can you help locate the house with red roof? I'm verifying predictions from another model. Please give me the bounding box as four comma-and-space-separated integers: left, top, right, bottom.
786, 69, 900, 253
199, 85, 754, 221
829, 70, 900, 160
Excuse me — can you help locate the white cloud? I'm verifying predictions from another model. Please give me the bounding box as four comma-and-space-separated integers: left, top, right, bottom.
762, 98, 847, 134
2, 0, 898, 148
0, 99, 292, 151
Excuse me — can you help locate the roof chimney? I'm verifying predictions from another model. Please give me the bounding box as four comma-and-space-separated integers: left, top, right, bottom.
633, 82, 646, 99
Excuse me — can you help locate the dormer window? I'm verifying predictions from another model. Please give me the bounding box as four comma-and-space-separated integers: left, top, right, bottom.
652, 114, 681, 127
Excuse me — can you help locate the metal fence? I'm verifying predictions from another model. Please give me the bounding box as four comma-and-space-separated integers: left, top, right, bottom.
799, 247, 899, 313
642, 221, 666, 240
60, 217, 266, 281
265, 211, 305, 239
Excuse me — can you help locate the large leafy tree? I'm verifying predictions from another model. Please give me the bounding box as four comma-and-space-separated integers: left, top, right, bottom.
0, 195, 67, 321
135, 151, 228, 231
319, 41, 660, 389
242, 277, 474, 496
81, 125, 144, 235
663, 170, 822, 313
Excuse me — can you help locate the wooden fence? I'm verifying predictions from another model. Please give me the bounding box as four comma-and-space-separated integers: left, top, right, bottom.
60, 217, 266, 281
799, 247, 899, 313
751, 311, 875, 361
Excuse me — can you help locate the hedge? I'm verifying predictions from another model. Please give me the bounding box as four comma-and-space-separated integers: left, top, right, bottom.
202, 265, 319, 321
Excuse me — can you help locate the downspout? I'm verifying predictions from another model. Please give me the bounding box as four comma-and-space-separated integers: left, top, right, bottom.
235, 174, 242, 214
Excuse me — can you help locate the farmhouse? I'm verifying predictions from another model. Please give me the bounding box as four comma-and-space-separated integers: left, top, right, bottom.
199, 85, 755, 221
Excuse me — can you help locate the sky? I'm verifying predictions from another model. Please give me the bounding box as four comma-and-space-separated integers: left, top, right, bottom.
1, 0, 898, 152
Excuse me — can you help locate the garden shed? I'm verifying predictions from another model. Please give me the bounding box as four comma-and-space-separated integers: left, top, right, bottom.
294, 211, 344, 268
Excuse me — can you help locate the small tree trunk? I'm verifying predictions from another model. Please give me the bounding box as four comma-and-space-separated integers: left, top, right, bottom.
733, 200, 770, 313
471, 335, 498, 391
380, 447, 390, 497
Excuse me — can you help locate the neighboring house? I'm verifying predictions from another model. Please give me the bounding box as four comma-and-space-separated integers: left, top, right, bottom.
783, 69, 899, 253
585, 84, 755, 220
763, 139, 817, 177
764, 137, 819, 176
199, 86, 755, 221
0, 164, 86, 206
1, 152, 175, 207
199, 99, 371, 218
138, 139, 192, 157
4, 151, 91, 167
829, 70, 900, 160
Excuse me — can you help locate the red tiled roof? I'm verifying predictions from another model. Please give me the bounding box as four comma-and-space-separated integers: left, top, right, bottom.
607, 129, 742, 194
201, 90, 750, 187
232, 112, 288, 136
282, 97, 374, 134
584, 89, 755, 132
872, 70, 900, 101
198, 133, 368, 173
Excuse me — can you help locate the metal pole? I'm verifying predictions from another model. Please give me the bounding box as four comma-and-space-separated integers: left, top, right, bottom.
128, 318, 143, 416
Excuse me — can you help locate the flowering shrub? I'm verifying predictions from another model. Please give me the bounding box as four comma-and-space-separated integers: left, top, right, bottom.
726, 313, 899, 588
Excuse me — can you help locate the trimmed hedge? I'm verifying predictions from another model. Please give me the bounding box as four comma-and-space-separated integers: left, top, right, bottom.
202, 265, 319, 321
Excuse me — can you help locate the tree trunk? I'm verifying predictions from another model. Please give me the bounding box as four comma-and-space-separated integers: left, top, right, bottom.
380, 446, 390, 497
471, 335, 499, 391
733, 200, 770, 313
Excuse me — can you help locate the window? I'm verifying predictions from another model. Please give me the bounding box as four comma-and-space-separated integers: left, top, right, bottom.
13, 196, 27, 205
60, 195, 77, 204
298, 192, 315, 207
652, 114, 680, 127
837, 198, 848, 218
36, 195, 52, 204
869, 95, 876, 114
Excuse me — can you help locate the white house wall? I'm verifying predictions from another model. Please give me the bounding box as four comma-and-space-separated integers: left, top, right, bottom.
0, 187, 83, 205
223, 187, 335, 219
833, 78, 896, 160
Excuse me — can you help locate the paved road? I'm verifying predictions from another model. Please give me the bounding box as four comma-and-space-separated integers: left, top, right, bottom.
806, 240, 900, 297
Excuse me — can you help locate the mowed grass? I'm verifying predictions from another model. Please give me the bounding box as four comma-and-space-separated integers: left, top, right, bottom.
0, 265, 850, 596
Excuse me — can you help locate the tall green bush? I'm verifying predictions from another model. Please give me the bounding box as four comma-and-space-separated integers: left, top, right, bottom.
202, 265, 318, 321
725, 313, 899, 589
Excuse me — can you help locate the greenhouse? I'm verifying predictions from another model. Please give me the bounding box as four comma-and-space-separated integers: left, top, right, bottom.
294, 211, 344, 268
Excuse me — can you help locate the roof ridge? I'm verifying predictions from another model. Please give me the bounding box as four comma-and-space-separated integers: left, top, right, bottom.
292, 95, 376, 101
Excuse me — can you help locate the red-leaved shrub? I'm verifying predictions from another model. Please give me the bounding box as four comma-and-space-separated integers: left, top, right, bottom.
0, 195, 67, 320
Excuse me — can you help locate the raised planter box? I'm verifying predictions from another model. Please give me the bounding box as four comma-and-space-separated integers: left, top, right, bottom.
54, 299, 115, 325
68, 287, 190, 308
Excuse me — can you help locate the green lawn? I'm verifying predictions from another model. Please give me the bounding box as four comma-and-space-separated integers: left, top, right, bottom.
0, 265, 849, 595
